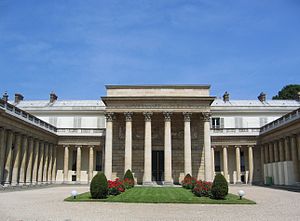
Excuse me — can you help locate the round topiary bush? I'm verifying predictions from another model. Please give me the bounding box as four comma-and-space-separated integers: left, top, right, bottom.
211, 173, 228, 200
123, 169, 135, 189
90, 172, 108, 199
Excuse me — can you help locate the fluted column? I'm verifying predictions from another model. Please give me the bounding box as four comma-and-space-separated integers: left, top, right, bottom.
48, 144, 53, 183
88, 146, 94, 182
124, 112, 133, 173
248, 146, 254, 184
63, 145, 69, 183
11, 133, 22, 186
76, 145, 81, 182
52, 145, 57, 183
104, 112, 114, 180
25, 137, 34, 184
0, 128, 6, 184
143, 112, 153, 185
291, 136, 299, 182
183, 112, 192, 176
235, 146, 241, 183
164, 112, 173, 185
260, 145, 265, 181
37, 142, 44, 184
222, 146, 229, 182
32, 139, 39, 184
202, 112, 212, 182
19, 136, 28, 185
4, 131, 13, 185
43, 143, 49, 183
284, 137, 291, 161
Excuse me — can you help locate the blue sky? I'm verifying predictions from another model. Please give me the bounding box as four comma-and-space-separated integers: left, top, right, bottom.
0, 0, 299, 100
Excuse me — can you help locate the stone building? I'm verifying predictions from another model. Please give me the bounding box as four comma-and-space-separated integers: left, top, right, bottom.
0, 85, 299, 187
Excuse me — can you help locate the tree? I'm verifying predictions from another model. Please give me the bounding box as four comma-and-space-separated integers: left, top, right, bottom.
272, 84, 300, 100
90, 172, 108, 199
211, 173, 228, 200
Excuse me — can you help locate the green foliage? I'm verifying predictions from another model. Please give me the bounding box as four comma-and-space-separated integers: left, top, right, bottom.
272, 84, 300, 100
181, 174, 197, 189
123, 169, 135, 189
211, 174, 228, 200
90, 172, 108, 199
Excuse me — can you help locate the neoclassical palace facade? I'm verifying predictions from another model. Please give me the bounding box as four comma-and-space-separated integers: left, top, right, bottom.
0, 85, 299, 187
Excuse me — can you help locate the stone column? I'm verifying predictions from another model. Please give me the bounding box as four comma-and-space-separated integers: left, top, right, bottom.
88, 146, 94, 182
76, 145, 81, 182
264, 144, 269, 164
11, 133, 22, 186
297, 135, 300, 162
63, 145, 69, 183
183, 112, 192, 176
143, 112, 153, 185
43, 143, 49, 183
164, 112, 173, 185
222, 146, 229, 182
48, 144, 53, 183
291, 136, 299, 182
19, 135, 28, 185
278, 139, 285, 185
235, 146, 241, 183
260, 145, 265, 181
38, 142, 45, 184
104, 112, 114, 180
269, 143, 274, 163
32, 139, 39, 184
25, 137, 34, 184
202, 112, 212, 182
124, 112, 133, 173
274, 141, 279, 162
4, 131, 13, 185
52, 145, 57, 183
248, 146, 254, 184
211, 147, 215, 177
0, 128, 6, 184
273, 141, 279, 185
284, 137, 291, 161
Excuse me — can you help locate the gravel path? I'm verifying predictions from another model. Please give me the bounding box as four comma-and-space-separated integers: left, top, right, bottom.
0, 185, 299, 221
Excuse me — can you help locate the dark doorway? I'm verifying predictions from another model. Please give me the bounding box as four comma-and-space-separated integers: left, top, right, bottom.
152, 151, 164, 183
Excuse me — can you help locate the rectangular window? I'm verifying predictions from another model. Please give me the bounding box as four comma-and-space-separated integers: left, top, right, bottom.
72, 150, 77, 171
96, 150, 102, 171
215, 151, 221, 172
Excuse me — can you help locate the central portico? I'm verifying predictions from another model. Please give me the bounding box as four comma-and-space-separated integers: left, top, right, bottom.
101, 85, 215, 185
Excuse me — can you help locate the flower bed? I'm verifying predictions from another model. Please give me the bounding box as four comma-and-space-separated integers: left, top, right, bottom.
108, 178, 125, 195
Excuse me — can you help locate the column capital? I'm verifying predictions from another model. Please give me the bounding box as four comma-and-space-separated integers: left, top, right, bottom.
222, 145, 228, 149
202, 112, 211, 122
105, 112, 115, 122
124, 112, 133, 122
163, 112, 172, 121
143, 112, 153, 122
183, 112, 192, 122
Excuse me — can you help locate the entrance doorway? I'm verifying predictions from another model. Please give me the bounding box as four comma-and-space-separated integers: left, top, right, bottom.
152, 150, 164, 183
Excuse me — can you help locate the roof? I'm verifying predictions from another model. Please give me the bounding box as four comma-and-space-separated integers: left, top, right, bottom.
12, 100, 105, 108
212, 99, 300, 107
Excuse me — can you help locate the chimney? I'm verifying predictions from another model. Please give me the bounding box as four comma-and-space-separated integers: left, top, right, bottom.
223, 91, 230, 102
2, 92, 8, 102
50, 92, 58, 103
14, 93, 24, 104
258, 92, 266, 102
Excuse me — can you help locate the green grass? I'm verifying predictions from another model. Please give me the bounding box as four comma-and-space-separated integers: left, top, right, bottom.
65, 187, 255, 204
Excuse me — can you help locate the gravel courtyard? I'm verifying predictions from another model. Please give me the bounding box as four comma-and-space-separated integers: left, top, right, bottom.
0, 185, 299, 221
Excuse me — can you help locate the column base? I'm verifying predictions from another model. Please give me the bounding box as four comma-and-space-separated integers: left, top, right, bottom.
163, 181, 174, 186
142, 181, 153, 186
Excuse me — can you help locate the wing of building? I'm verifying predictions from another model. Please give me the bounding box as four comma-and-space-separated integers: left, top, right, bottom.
0, 86, 299, 187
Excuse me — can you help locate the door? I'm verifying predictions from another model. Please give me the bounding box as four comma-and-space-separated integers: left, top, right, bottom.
152, 151, 164, 182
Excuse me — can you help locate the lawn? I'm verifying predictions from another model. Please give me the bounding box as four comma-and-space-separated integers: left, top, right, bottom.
65, 187, 255, 204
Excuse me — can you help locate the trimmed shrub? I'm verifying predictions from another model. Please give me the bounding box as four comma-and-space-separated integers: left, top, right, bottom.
108, 178, 125, 195
192, 180, 212, 197
211, 173, 228, 200
90, 172, 108, 199
181, 174, 197, 189
123, 169, 135, 189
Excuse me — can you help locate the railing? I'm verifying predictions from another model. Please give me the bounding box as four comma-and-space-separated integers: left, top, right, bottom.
211, 128, 260, 136
0, 99, 57, 133
56, 128, 105, 136
260, 107, 300, 134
